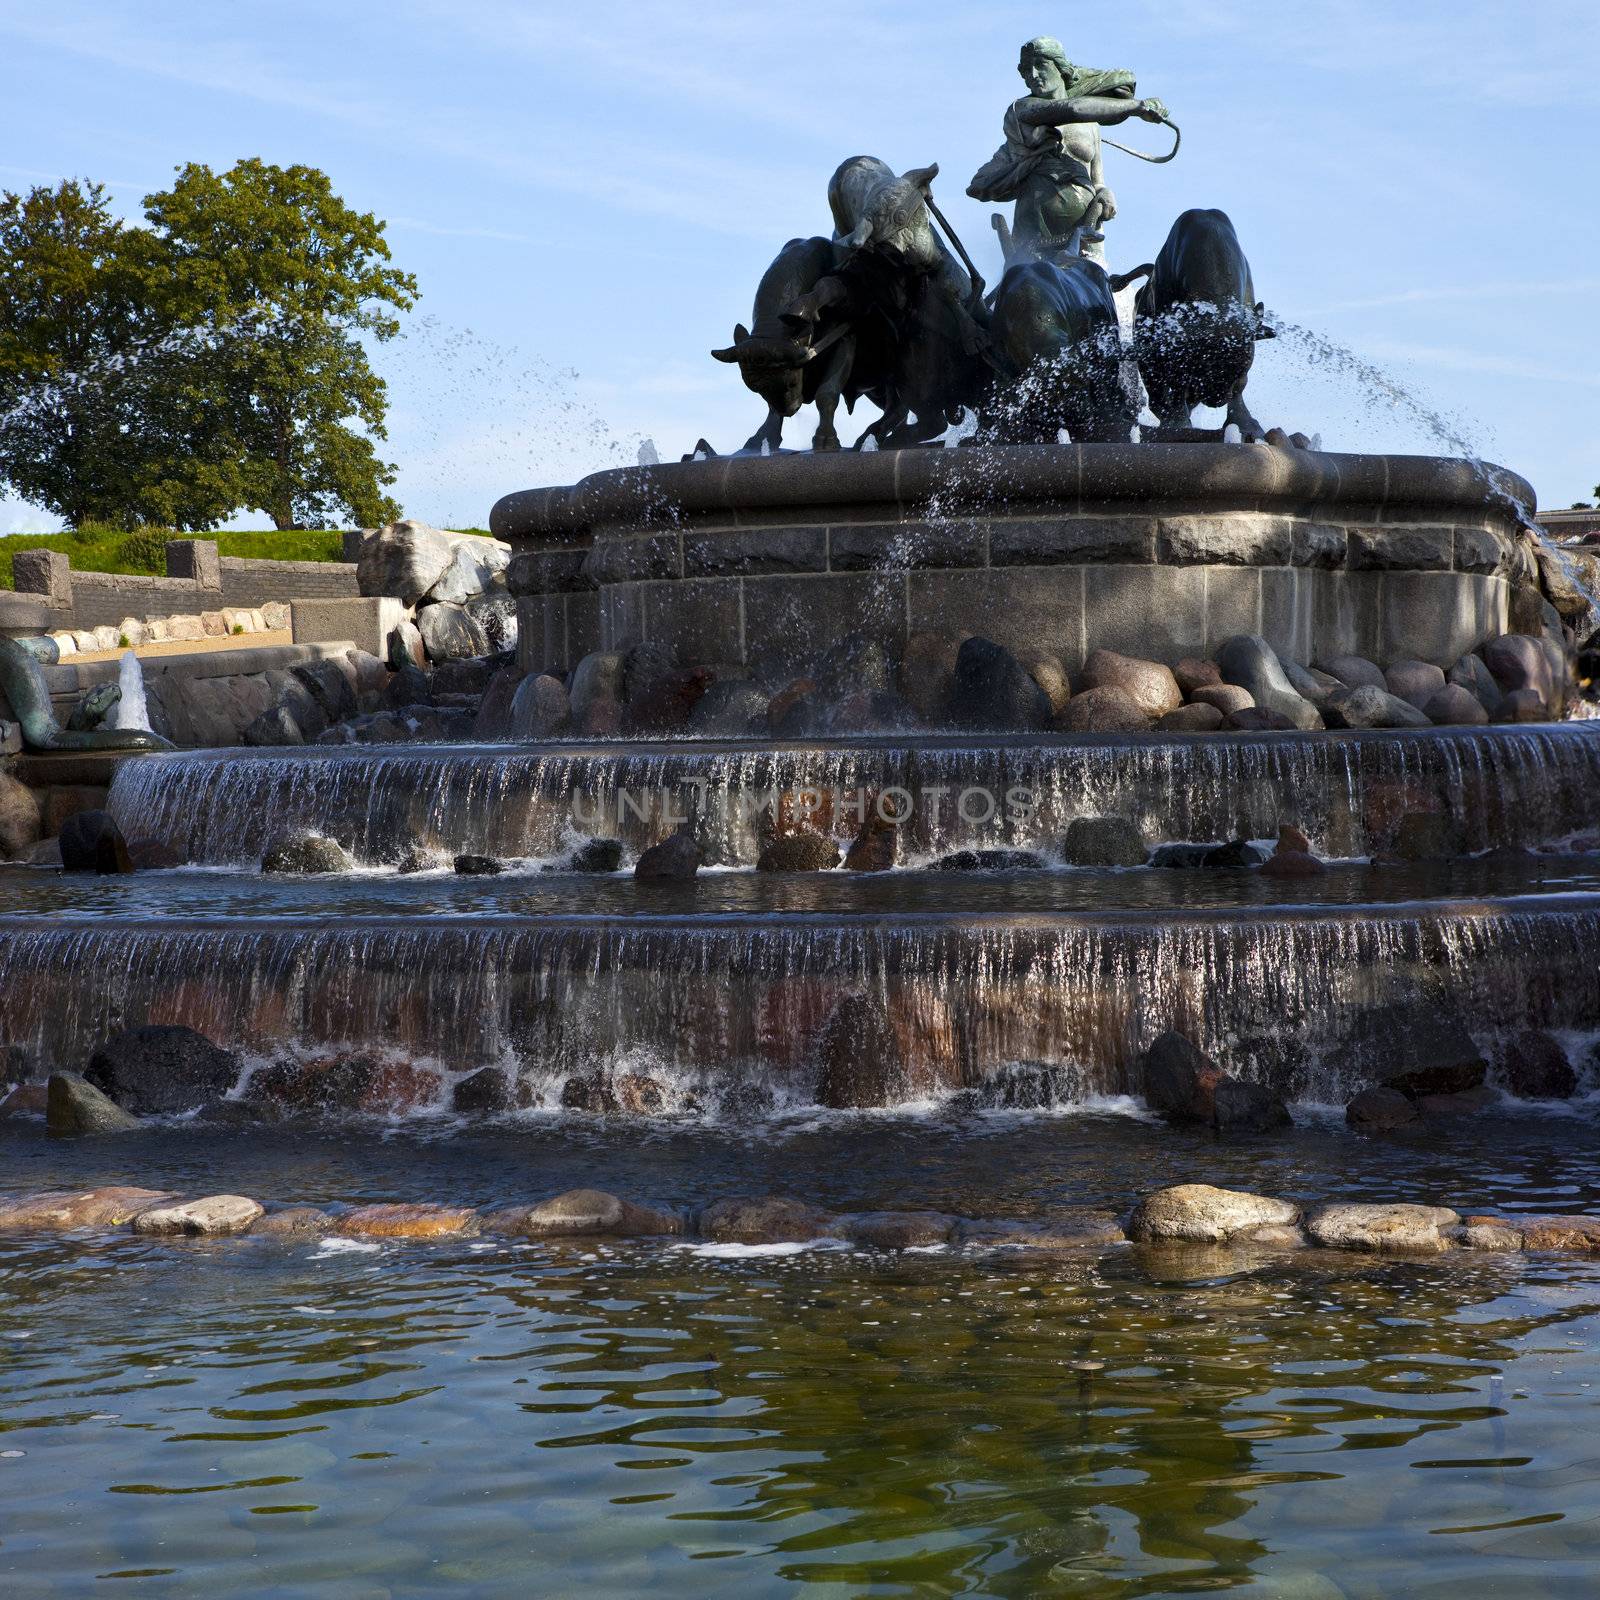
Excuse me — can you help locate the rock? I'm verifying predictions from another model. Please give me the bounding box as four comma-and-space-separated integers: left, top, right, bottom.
1501, 1030, 1577, 1099
1189, 683, 1255, 716
469, 665, 523, 739
934, 848, 1045, 871
1155, 702, 1224, 732
1282, 660, 1342, 708
557, 838, 623, 873
1203, 837, 1264, 868
0, 1186, 175, 1231
85, 1024, 239, 1114
1479, 634, 1555, 701
1213, 1078, 1292, 1136
844, 811, 897, 872
0, 772, 42, 860
1226, 707, 1298, 731
337, 1203, 480, 1238
569, 651, 625, 729
1019, 651, 1071, 717
262, 832, 351, 874
291, 660, 358, 723
452, 1067, 518, 1113
46, 1072, 142, 1134
1080, 649, 1181, 718
765, 677, 817, 733
1343, 1005, 1487, 1098
483, 1189, 680, 1238
132, 1195, 264, 1236
416, 602, 490, 663
1216, 635, 1322, 729
685, 680, 769, 737
387, 618, 427, 670
1415, 1086, 1497, 1118
1500, 1215, 1600, 1252
1277, 824, 1311, 853
1054, 684, 1146, 732
771, 690, 825, 738
358, 519, 455, 605
1385, 659, 1447, 709
1498, 688, 1548, 722
464, 583, 518, 652
1127, 1184, 1299, 1244
1261, 848, 1325, 877
699, 1195, 836, 1244
0, 1083, 47, 1118
1447, 653, 1504, 716
836, 1211, 956, 1249
59, 810, 133, 874
1304, 1202, 1459, 1254
1061, 815, 1148, 867
1322, 684, 1432, 729
423, 542, 496, 606
1173, 657, 1221, 695
1141, 1032, 1220, 1123
945, 637, 1051, 730
1233, 1222, 1307, 1250
560, 1074, 618, 1113
757, 832, 840, 872
396, 844, 445, 874
625, 665, 714, 735
243, 704, 305, 747
453, 853, 503, 875
384, 663, 433, 711
615, 1073, 668, 1114
634, 825, 701, 881
1317, 654, 1387, 690
1149, 843, 1218, 870
1423, 684, 1489, 726
250, 1207, 334, 1238
814, 991, 958, 1108
898, 630, 965, 722
1345, 1085, 1420, 1132
954, 1211, 1125, 1250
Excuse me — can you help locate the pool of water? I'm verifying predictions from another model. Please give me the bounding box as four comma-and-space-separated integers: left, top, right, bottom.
4, 1116, 1600, 1596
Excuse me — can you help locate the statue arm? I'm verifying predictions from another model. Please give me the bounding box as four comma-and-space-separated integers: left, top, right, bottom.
1018, 95, 1164, 129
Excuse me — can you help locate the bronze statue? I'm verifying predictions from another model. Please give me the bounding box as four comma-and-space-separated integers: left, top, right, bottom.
968, 36, 1171, 265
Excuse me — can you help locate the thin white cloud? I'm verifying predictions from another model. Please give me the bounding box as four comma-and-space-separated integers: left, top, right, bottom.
1363, 341, 1600, 389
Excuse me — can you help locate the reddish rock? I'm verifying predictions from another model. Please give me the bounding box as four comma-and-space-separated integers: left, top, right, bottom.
1156, 703, 1224, 732
1277, 824, 1312, 854
0, 1084, 47, 1119
1226, 708, 1298, 732
766, 678, 818, 732
1190, 683, 1255, 716
814, 991, 959, 1108
483, 1189, 681, 1238
1384, 659, 1447, 709
1057, 685, 1149, 732
843, 810, 898, 872
614, 1073, 669, 1114
1414, 1086, 1497, 1117
1141, 1031, 1221, 1123
0, 1187, 175, 1231
1506, 1215, 1600, 1252
1498, 687, 1549, 722
338, 1203, 480, 1238
1173, 657, 1222, 695
1261, 848, 1325, 877
898, 633, 965, 723
1080, 649, 1182, 718
1480, 634, 1554, 699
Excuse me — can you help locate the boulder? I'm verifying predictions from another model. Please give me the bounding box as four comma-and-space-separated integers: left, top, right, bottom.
560, 1074, 618, 1113
423, 542, 496, 606
814, 991, 958, 1108
1342, 1005, 1487, 1098
1415, 1086, 1497, 1118
1447, 653, 1504, 716
46, 1072, 142, 1135
569, 650, 626, 729
1304, 1202, 1459, 1254
615, 1073, 668, 1114
1156, 702, 1224, 732
1061, 815, 1148, 867
262, 832, 352, 874
954, 1211, 1125, 1250
1080, 649, 1182, 718
85, 1024, 239, 1114
1282, 660, 1343, 709
1202, 837, 1265, 867
469, 665, 523, 739
1498, 688, 1548, 722
387, 618, 427, 671
0, 772, 42, 860
1213, 1079, 1292, 1136
132, 1195, 264, 1236
483, 1189, 680, 1238
59, 810, 133, 874
1140, 1031, 1220, 1123
1226, 707, 1298, 732
843, 811, 897, 872
1479, 634, 1555, 701
1423, 684, 1489, 726
934, 848, 1046, 871
396, 844, 445, 874
416, 602, 490, 663
250, 1207, 334, 1238
504, 672, 569, 741
0, 1186, 175, 1231
243, 704, 305, 747
757, 832, 841, 872
1019, 651, 1071, 717
1056, 685, 1149, 732
685, 680, 770, 737
1317, 654, 1387, 691
634, 825, 701, 880
561, 838, 625, 874
898, 630, 965, 722
1384, 659, 1447, 709
835, 1211, 956, 1249
465, 584, 518, 652
382, 663, 433, 713
1500, 1215, 1600, 1252
1501, 1030, 1577, 1099
453, 854, 503, 875
1345, 1085, 1421, 1131
1127, 1183, 1299, 1244
625, 665, 714, 735
1322, 685, 1432, 729
357, 519, 455, 605
945, 637, 1051, 730
1216, 635, 1322, 729
452, 1066, 519, 1113
699, 1195, 837, 1244
1277, 824, 1312, 853
1189, 683, 1255, 716
1261, 848, 1325, 877
337, 1203, 480, 1238
819, 633, 894, 697
291, 659, 358, 724
1173, 657, 1221, 695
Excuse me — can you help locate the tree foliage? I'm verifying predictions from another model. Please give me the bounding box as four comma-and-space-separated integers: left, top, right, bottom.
0, 161, 417, 530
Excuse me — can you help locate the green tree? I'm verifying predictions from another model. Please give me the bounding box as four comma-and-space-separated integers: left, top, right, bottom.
146, 159, 417, 528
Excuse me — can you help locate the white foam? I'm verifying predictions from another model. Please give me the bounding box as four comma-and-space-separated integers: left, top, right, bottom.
312, 1236, 382, 1256
673, 1238, 850, 1260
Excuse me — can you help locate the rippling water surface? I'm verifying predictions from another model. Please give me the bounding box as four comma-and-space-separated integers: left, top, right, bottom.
5, 1120, 1600, 1596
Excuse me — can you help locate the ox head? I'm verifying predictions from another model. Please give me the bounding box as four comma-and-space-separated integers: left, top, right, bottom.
839, 162, 942, 270
711, 322, 815, 416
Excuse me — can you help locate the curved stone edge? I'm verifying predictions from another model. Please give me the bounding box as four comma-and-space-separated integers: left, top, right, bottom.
490, 444, 1536, 545
0, 1181, 1586, 1260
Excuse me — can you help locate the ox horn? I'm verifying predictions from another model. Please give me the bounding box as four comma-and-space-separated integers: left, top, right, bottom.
902, 162, 940, 193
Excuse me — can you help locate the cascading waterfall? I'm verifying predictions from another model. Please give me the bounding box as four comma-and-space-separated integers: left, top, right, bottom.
108, 724, 1600, 866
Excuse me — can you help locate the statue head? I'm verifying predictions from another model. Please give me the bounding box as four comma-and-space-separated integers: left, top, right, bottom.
1018, 36, 1073, 97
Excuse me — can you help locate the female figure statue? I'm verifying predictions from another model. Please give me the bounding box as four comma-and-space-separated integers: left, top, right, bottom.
968, 36, 1168, 265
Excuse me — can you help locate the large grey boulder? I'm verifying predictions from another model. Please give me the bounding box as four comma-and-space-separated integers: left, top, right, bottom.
634, 825, 701, 880
243, 704, 305, 747
423, 543, 496, 606
357, 520, 455, 605
47, 1072, 143, 1134
1216, 636, 1322, 729
1321, 684, 1431, 729
1128, 1184, 1299, 1244
1385, 659, 1447, 709
291, 660, 357, 724
1316, 654, 1386, 691
508, 674, 570, 739
483, 1189, 680, 1238
465, 583, 518, 652
569, 650, 626, 727
945, 637, 1052, 731
1061, 815, 1148, 866
416, 602, 489, 663
262, 831, 352, 874
1304, 1202, 1459, 1254
132, 1195, 265, 1236
85, 1024, 240, 1114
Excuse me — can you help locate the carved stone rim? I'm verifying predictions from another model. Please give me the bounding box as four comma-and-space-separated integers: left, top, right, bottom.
490, 443, 1536, 545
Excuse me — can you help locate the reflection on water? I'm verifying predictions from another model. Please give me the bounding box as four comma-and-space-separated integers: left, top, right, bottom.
2, 1215, 1598, 1597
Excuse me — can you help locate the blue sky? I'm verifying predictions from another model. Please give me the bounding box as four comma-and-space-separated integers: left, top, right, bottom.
1, 0, 1596, 530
